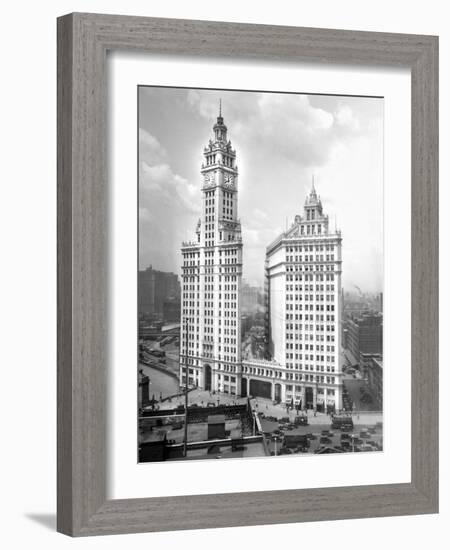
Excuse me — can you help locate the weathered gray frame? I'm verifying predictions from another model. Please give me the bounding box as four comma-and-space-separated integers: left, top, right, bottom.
57, 12, 439, 537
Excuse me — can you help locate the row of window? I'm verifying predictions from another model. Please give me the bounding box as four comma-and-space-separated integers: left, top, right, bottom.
286, 374, 336, 384
286, 333, 333, 343
285, 317, 337, 329
183, 283, 237, 292
205, 154, 217, 165
285, 364, 336, 373
286, 313, 335, 322
286, 273, 335, 282
183, 251, 200, 259
223, 196, 233, 207
286, 264, 337, 272
220, 154, 234, 167
286, 244, 336, 253
285, 352, 336, 362
241, 366, 337, 386
286, 303, 334, 321
285, 323, 335, 335
286, 284, 335, 291
180, 354, 241, 371
285, 341, 336, 352
285, 384, 335, 395
286, 254, 335, 262
286, 295, 335, 303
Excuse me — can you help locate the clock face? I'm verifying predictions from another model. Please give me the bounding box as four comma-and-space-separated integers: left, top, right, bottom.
224, 173, 234, 187
204, 173, 215, 186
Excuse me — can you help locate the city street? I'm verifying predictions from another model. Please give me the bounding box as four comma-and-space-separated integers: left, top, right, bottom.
343, 375, 380, 412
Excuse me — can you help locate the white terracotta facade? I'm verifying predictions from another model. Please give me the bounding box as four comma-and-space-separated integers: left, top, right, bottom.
180, 113, 343, 411
180, 109, 243, 395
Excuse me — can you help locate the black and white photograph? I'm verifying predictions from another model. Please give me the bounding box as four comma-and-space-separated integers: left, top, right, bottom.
2, 0, 443, 544
138, 86, 384, 462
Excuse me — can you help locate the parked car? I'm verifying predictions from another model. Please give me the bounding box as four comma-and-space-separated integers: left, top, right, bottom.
331, 416, 354, 431
294, 416, 308, 426
359, 444, 375, 452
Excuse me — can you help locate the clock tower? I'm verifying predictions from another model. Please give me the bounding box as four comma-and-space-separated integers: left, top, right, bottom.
200, 104, 241, 246
180, 103, 243, 396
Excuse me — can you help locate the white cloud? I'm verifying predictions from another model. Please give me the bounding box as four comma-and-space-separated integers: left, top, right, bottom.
188, 91, 340, 167
335, 104, 360, 131
139, 128, 167, 164
139, 129, 201, 272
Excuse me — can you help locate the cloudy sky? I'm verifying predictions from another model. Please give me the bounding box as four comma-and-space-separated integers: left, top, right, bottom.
139, 86, 383, 292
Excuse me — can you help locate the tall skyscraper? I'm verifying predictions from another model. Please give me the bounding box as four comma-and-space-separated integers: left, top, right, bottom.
180, 106, 243, 395
264, 183, 343, 412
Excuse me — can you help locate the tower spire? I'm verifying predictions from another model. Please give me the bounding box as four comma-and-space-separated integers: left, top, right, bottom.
214, 101, 227, 140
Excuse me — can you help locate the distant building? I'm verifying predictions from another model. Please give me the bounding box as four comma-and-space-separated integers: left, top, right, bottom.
138, 369, 150, 408
378, 292, 383, 313
342, 327, 349, 349
139, 265, 180, 318
241, 314, 252, 336
163, 296, 181, 323
366, 355, 383, 408
360, 352, 382, 380
241, 281, 262, 313
346, 312, 383, 360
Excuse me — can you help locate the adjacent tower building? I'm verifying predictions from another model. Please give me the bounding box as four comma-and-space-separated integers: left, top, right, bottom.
180, 107, 243, 395
264, 183, 343, 412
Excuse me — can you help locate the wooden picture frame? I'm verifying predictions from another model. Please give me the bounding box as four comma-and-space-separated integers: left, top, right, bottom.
57, 12, 438, 536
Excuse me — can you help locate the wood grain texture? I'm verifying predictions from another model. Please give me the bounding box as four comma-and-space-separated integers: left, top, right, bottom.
410, 36, 439, 506
57, 12, 439, 537
57, 13, 74, 535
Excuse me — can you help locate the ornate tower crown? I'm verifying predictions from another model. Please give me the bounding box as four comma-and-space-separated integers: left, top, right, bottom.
304, 176, 323, 216
213, 99, 227, 142
201, 101, 238, 186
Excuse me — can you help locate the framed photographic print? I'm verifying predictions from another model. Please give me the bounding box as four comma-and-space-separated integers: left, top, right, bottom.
137, 85, 384, 463
57, 13, 438, 536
